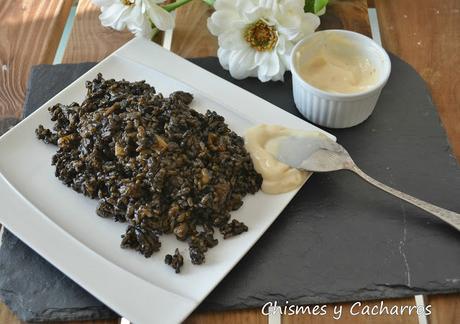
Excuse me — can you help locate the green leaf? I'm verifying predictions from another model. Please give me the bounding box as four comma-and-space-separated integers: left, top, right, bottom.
304, 0, 315, 13
314, 0, 328, 13
304, 0, 329, 14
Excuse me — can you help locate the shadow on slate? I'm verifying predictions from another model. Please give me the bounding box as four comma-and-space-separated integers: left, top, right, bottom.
0, 55, 459, 322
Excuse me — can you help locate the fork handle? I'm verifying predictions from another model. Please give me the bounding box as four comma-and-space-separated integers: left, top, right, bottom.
348, 164, 460, 231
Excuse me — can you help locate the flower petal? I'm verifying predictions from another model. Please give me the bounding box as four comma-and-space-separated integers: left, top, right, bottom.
243, 5, 268, 22
300, 12, 320, 35
207, 10, 244, 35
257, 0, 277, 10
258, 51, 279, 81
217, 47, 232, 69
144, 0, 175, 30
217, 30, 247, 50
236, 0, 259, 13
279, 0, 305, 10
125, 4, 144, 29
228, 48, 257, 79
214, 0, 239, 11
92, 0, 115, 8
276, 35, 293, 69
99, 3, 131, 30
128, 11, 154, 38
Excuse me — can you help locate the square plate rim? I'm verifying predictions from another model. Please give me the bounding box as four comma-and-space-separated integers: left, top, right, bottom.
0, 37, 335, 323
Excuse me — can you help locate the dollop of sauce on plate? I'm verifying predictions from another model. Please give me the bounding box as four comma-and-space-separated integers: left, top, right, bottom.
297, 34, 378, 94
244, 124, 326, 194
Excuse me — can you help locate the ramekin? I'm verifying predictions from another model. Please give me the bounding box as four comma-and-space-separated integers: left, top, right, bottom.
291, 30, 391, 128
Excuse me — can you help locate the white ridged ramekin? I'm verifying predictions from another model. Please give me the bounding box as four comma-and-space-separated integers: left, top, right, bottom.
291, 30, 391, 128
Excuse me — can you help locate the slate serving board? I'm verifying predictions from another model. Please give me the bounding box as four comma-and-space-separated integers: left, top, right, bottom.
0, 55, 459, 322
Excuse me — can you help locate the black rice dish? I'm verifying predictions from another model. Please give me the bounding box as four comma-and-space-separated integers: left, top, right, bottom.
165, 248, 184, 273
36, 74, 262, 271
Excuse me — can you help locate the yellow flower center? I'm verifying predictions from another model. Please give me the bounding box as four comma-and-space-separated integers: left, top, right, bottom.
122, 0, 134, 6
244, 20, 278, 52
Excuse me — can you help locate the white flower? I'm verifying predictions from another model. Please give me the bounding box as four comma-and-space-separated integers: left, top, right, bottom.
207, 0, 320, 82
93, 0, 175, 38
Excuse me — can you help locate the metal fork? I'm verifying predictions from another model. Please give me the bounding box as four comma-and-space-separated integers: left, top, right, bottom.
275, 136, 460, 231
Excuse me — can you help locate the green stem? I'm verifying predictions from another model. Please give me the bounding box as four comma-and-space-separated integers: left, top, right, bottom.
162, 0, 215, 12
201, 0, 215, 6
162, 0, 194, 12
150, 27, 159, 41
304, 0, 328, 14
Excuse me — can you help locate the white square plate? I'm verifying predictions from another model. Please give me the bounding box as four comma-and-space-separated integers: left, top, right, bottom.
0, 38, 334, 323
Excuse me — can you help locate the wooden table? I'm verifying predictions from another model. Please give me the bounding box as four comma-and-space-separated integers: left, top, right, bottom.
0, 0, 459, 323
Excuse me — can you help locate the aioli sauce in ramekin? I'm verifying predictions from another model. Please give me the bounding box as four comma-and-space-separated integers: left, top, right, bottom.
298, 34, 378, 94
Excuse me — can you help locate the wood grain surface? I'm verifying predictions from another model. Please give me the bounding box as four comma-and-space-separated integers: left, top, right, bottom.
0, 303, 23, 324
171, 0, 217, 58
429, 293, 460, 324
0, 0, 72, 118
318, 0, 371, 37
62, 0, 133, 63
375, 0, 460, 161
282, 299, 419, 324
185, 308, 267, 324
